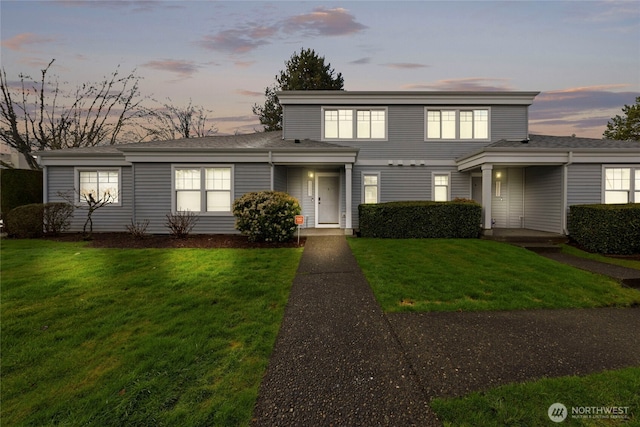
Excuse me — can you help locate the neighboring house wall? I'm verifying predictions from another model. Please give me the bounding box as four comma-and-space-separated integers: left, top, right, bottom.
46, 166, 133, 232
524, 166, 563, 233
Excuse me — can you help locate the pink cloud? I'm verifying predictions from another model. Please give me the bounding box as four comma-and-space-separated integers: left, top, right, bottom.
197, 7, 366, 54
1, 33, 56, 52
141, 59, 200, 77
401, 78, 513, 91
283, 7, 368, 36
235, 89, 262, 97
384, 63, 429, 70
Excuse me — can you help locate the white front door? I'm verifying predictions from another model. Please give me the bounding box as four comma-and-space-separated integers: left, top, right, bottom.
316, 173, 340, 226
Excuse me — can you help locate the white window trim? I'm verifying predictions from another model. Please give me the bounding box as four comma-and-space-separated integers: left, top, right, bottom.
321, 106, 388, 141
424, 107, 491, 142
361, 171, 381, 204
74, 167, 122, 206
601, 165, 638, 204
172, 164, 234, 215
432, 171, 451, 202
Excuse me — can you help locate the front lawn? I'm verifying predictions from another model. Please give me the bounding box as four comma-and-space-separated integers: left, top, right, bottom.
348, 238, 640, 312
431, 367, 640, 426
1, 240, 302, 426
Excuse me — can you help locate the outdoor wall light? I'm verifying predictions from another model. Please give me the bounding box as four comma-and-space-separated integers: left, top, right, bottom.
308, 171, 314, 178
495, 172, 502, 179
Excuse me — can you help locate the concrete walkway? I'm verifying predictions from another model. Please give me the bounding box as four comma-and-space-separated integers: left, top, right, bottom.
252, 235, 439, 426
252, 236, 640, 426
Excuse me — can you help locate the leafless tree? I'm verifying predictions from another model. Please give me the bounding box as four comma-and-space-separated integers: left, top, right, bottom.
58, 188, 118, 239
142, 98, 217, 140
0, 59, 145, 169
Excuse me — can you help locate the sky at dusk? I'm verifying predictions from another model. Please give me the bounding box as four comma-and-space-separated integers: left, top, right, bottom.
1, 0, 639, 139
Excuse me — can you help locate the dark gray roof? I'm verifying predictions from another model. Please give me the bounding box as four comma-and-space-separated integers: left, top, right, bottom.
118, 130, 352, 151
38, 131, 355, 157
488, 134, 640, 150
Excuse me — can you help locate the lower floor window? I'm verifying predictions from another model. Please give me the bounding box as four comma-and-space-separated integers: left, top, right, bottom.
363, 173, 379, 204
79, 169, 119, 203
604, 167, 638, 204
433, 174, 450, 202
175, 166, 232, 212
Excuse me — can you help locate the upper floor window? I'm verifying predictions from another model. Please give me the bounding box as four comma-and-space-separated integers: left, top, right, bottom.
425, 108, 489, 140
323, 108, 386, 140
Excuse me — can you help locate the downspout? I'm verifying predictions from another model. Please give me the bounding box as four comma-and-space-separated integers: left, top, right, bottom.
269, 151, 274, 191
562, 151, 573, 234
131, 163, 136, 223
42, 165, 48, 203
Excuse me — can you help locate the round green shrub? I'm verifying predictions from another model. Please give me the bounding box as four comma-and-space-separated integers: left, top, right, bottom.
5, 203, 45, 238
233, 191, 301, 242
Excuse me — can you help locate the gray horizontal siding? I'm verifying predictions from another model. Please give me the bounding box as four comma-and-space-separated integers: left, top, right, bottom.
135, 162, 271, 234
282, 105, 321, 140
133, 163, 172, 234
283, 104, 530, 161
567, 164, 602, 206
491, 105, 528, 141
46, 166, 133, 232
273, 166, 288, 192
524, 166, 563, 233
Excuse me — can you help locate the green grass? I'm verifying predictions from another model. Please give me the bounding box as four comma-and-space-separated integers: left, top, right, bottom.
562, 244, 640, 271
431, 367, 640, 426
1, 239, 302, 426
348, 238, 640, 312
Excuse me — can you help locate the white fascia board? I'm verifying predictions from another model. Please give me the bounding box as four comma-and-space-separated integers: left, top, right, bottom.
457, 149, 640, 171
271, 152, 357, 164
38, 155, 130, 167
277, 91, 539, 106
123, 152, 270, 163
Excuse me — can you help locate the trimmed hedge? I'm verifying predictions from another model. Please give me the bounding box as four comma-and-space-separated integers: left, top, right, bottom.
359, 200, 482, 239
233, 191, 301, 242
0, 169, 42, 215
568, 204, 640, 255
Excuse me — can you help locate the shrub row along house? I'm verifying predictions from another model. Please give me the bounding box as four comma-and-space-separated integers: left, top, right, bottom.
37, 91, 640, 235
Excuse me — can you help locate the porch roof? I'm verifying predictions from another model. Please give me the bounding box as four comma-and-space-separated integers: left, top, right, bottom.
457, 134, 640, 171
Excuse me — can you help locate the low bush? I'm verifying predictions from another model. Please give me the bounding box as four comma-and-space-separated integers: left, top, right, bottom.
43, 202, 74, 235
568, 204, 640, 254
126, 219, 150, 239
359, 200, 482, 239
5, 204, 44, 238
233, 191, 301, 242
165, 211, 198, 238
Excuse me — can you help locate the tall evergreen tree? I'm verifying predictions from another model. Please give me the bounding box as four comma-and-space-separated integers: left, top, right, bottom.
603, 96, 640, 141
252, 48, 344, 132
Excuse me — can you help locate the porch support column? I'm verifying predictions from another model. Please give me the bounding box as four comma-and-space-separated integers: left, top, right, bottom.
345, 163, 353, 232
481, 164, 493, 233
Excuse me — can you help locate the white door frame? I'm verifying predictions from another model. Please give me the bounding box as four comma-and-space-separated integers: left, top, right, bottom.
315, 172, 341, 228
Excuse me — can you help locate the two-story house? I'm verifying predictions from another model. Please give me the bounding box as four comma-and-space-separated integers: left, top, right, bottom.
37, 91, 640, 235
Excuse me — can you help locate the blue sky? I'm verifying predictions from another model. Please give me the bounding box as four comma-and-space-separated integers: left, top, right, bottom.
1, 0, 639, 138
